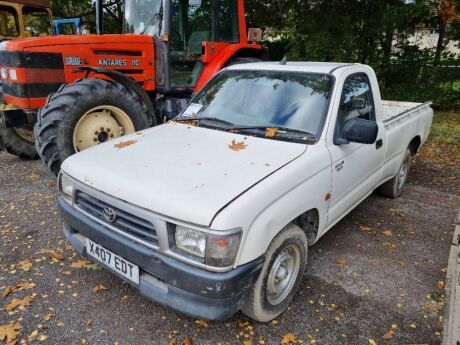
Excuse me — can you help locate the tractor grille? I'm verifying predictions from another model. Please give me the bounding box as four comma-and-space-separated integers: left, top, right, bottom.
75, 191, 159, 246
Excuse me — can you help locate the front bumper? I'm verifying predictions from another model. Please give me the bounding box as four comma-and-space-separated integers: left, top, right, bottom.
59, 198, 263, 320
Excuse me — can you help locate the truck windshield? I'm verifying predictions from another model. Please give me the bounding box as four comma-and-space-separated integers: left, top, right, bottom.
0, 6, 19, 37
123, 0, 163, 36
178, 70, 333, 138
23, 7, 52, 36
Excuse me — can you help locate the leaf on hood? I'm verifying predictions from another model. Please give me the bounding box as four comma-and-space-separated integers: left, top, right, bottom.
281, 333, 298, 344
265, 127, 278, 137
228, 139, 247, 151
6, 295, 33, 312
92, 284, 109, 293
114, 140, 137, 149
70, 259, 90, 269
0, 322, 21, 345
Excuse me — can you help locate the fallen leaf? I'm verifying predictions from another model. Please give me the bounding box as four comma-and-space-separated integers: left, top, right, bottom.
17, 260, 32, 271
336, 257, 347, 265
194, 320, 208, 328
6, 295, 33, 312
383, 229, 393, 237
437, 281, 444, 290
228, 139, 247, 151
55, 320, 64, 327
114, 140, 137, 149
85, 263, 102, 271
271, 319, 279, 325
0, 322, 21, 345
15, 281, 36, 291
383, 330, 394, 340
37, 334, 48, 341
281, 333, 297, 344
28, 329, 38, 340
70, 260, 90, 269
92, 284, 109, 293
182, 337, 192, 345
86, 320, 93, 327
368, 340, 377, 345
409, 323, 416, 329
360, 226, 372, 232
265, 127, 278, 137
244, 340, 253, 345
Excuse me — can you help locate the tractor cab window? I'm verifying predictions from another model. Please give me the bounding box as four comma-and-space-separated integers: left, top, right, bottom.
123, 0, 163, 37
170, 0, 239, 88
0, 6, 19, 37
23, 7, 52, 37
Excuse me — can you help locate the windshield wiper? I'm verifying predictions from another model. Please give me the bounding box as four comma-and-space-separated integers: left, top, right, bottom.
140, 0, 163, 35
229, 125, 313, 136
174, 116, 235, 126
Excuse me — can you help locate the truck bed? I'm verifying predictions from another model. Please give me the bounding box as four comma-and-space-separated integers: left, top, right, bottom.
381, 100, 432, 124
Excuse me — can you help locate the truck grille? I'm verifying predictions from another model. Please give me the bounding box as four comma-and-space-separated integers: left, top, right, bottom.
75, 191, 159, 246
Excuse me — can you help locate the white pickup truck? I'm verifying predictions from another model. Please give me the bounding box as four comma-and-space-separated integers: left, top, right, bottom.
57, 62, 433, 322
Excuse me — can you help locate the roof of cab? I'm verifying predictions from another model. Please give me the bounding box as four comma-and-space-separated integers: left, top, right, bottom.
225, 61, 359, 75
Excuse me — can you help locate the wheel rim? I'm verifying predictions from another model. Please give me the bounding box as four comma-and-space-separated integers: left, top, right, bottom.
12, 128, 35, 143
266, 244, 301, 305
398, 155, 409, 189
72, 105, 135, 152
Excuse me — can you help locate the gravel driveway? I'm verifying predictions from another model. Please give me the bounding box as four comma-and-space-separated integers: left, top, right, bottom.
0, 149, 458, 345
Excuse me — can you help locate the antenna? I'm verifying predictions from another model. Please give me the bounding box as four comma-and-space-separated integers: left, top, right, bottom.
280, 57, 287, 65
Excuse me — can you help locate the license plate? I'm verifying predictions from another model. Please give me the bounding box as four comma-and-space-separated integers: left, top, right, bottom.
85, 239, 139, 284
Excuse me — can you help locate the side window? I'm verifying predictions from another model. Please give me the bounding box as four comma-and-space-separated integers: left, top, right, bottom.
336, 74, 375, 138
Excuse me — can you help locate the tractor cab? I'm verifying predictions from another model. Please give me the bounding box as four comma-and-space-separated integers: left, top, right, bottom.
0, 0, 52, 40
122, 0, 258, 91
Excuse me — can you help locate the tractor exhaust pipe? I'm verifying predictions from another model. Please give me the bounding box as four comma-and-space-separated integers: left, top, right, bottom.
95, 0, 103, 35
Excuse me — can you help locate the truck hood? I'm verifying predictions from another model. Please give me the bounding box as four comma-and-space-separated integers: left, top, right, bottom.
62, 123, 307, 227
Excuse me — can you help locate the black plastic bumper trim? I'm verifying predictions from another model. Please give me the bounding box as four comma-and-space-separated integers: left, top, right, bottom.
58, 198, 264, 320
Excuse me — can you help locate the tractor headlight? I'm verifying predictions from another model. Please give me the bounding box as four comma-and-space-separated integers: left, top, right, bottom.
59, 173, 74, 203
174, 225, 241, 267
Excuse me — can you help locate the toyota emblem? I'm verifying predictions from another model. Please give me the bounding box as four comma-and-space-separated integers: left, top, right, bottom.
102, 207, 117, 223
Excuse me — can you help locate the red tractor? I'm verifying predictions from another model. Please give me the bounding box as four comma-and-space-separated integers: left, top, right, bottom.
0, 0, 264, 174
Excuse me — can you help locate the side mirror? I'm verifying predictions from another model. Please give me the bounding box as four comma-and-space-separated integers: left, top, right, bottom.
340, 118, 378, 145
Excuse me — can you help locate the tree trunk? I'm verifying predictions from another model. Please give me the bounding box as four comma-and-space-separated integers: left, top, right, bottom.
433, 19, 446, 66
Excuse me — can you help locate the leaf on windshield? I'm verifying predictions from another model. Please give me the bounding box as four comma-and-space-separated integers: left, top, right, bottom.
228, 139, 247, 151
265, 127, 278, 138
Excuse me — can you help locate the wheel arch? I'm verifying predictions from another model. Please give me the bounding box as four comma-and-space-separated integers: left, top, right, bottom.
408, 135, 421, 155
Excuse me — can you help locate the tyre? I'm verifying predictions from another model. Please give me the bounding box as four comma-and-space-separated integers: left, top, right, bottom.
241, 223, 308, 322
225, 57, 261, 67
379, 148, 411, 198
0, 127, 38, 159
34, 78, 151, 176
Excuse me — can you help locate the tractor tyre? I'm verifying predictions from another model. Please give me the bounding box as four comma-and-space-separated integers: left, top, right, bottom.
34, 78, 150, 176
0, 127, 39, 159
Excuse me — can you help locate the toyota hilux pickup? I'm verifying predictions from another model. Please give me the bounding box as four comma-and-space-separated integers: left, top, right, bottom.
57, 62, 433, 322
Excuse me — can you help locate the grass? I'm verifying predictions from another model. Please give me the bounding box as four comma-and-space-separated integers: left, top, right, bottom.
420, 112, 460, 164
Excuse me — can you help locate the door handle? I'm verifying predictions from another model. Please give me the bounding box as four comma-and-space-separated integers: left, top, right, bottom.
376, 139, 383, 149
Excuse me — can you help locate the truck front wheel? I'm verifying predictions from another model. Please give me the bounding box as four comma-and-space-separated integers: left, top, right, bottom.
241, 224, 308, 322
0, 127, 38, 159
34, 78, 150, 175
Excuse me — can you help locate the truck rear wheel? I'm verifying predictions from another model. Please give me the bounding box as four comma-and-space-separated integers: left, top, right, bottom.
34, 78, 150, 175
379, 148, 411, 198
241, 223, 308, 322
0, 127, 38, 159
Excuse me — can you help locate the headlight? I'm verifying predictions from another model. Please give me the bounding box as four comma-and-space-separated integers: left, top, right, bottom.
59, 173, 74, 203
174, 225, 241, 267
175, 225, 206, 258
0, 68, 7, 80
